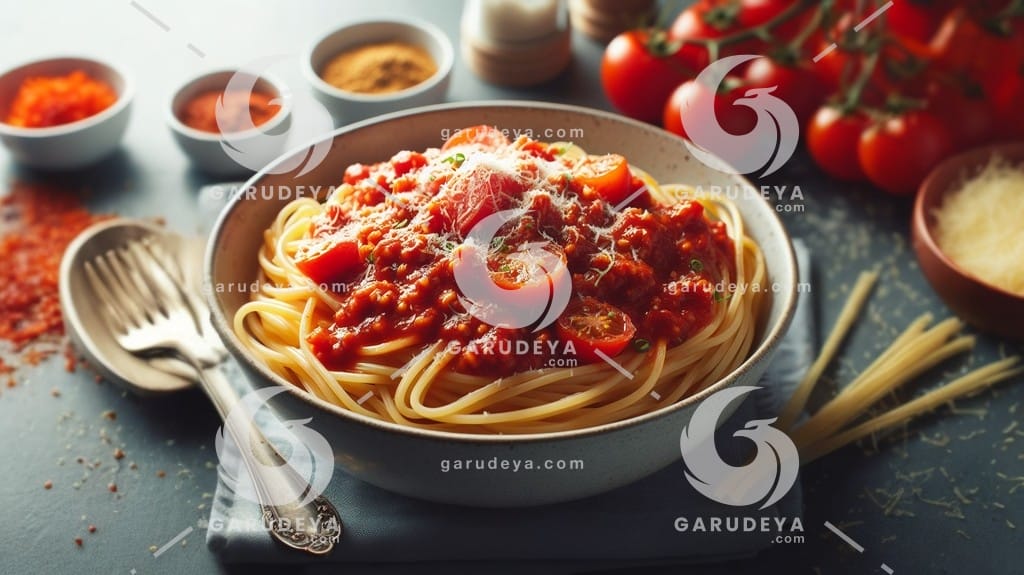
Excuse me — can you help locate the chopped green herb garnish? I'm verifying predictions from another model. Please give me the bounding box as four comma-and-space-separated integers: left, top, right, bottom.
713, 290, 733, 303
633, 338, 651, 352
442, 152, 466, 168
366, 252, 376, 264
690, 259, 704, 272
393, 219, 409, 229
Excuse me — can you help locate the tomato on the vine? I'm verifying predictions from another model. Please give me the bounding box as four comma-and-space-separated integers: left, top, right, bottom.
602, 29, 693, 124
927, 84, 997, 151
806, 106, 870, 182
858, 111, 953, 196
670, 0, 794, 63
743, 57, 824, 123
662, 78, 758, 140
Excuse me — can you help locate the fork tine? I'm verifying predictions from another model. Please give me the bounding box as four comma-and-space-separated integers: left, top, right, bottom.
127, 241, 191, 312
84, 260, 129, 335
117, 244, 167, 317
97, 250, 150, 329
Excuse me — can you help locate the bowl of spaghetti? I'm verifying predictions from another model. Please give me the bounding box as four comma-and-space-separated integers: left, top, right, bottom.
207, 102, 798, 506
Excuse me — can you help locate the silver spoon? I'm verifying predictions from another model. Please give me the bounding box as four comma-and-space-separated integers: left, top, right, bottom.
59, 219, 342, 555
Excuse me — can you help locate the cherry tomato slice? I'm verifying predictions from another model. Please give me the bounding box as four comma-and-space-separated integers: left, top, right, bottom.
574, 154, 634, 206
441, 166, 527, 237
556, 297, 637, 363
442, 125, 510, 151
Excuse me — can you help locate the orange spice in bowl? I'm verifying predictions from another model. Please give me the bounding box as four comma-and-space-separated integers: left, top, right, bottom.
320, 42, 437, 94
180, 89, 281, 134
4, 70, 117, 128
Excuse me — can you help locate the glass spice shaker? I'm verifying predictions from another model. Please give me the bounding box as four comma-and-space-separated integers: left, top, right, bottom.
461, 0, 572, 87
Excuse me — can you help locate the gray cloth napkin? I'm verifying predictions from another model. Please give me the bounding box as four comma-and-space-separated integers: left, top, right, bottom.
207, 241, 814, 570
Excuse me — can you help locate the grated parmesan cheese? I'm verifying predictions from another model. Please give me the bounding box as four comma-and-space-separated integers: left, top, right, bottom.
933, 159, 1024, 296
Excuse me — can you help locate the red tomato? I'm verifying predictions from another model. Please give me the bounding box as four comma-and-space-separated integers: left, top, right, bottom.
574, 154, 633, 205
858, 111, 953, 196
927, 85, 997, 151
294, 236, 361, 285
441, 166, 526, 237
390, 150, 427, 177
442, 125, 510, 151
556, 297, 637, 363
806, 106, 870, 182
742, 57, 824, 123
601, 29, 693, 123
887, 0, 942, 44
990, 71, 1024, 140
662, 78, 758, 140
669, 0, 792, 63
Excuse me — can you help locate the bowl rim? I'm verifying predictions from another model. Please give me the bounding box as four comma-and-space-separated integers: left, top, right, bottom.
914, 142, 1024, 303
165, 68, 294, 143
206, 100, 799, 444
302, 16, 455, 103
0, 55, 134, 137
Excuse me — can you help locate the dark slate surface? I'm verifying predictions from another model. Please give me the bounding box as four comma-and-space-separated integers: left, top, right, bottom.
1, 1, 1021, 574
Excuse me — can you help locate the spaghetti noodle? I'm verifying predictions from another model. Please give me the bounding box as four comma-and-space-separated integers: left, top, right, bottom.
233, 126, 767, 433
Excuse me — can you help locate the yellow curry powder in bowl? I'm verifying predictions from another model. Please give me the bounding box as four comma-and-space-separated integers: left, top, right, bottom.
320, 42, 437, 94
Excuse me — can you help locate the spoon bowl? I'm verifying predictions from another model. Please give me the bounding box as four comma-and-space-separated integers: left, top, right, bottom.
59, 219, 200, 394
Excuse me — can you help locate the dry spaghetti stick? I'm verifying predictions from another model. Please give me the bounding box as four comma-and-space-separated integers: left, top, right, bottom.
778, 270, 878, 430
790, 319, 971, 445
800, 357, 1022, 463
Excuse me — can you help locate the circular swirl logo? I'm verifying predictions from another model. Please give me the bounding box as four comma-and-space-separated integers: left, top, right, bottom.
452, 208, 572, 331
680, 54, 799, 177
217, 56, 334, 177
679, 385, 799, 510
215, 386, 334, 507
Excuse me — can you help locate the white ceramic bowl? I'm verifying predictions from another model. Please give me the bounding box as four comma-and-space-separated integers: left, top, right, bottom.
167, 70, 292, 176
303, 18, 454, 125
206, 102, 798, 507
0, 56, 133, 170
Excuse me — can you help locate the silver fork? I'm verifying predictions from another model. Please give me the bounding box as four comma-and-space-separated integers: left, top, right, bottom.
84, 241, 342, 555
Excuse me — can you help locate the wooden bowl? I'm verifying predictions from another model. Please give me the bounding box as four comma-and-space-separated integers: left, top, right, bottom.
912, 143, 1024, 340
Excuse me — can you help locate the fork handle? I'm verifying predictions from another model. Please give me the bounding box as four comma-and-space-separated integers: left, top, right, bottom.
197, 363, 342, 555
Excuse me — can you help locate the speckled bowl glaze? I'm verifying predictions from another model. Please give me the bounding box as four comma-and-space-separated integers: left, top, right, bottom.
206, 102, 798, 507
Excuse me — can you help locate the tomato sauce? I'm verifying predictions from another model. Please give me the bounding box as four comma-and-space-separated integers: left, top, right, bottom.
304, 129, 734, 377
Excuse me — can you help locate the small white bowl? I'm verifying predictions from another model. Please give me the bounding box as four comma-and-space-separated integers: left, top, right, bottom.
167, 70, 293, 176
303, 18, 454, 125
0, 56, 133, 170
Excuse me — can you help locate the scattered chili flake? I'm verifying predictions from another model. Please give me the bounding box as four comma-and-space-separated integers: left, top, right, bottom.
156, 470, 166, 478
4, 70, 117, 129
87, 524, 97, 534
64, 344, 78, 373
113, 448, 125, 460
74, 537, 83, 547
100, 410, 116, 421
129, 461, 138, 470
43, 480, 53, 490
6, 377, 16, 388
0, 185, 110, 350
107, 482, 117, 493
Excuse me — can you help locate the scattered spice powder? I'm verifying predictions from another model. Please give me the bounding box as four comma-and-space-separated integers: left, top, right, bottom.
74, 537, 83, 547
0, 184, 110, 348
180, 89, 280, 133
321, 41, 437, 94
87, 524, 97, 534
156, 470, 166, 478
43, 480, 53, 490
5, 70, 117, 128
113, 448, 125, 460
107, 482, 117, 493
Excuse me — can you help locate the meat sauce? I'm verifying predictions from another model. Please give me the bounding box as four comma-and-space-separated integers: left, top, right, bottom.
302, 128, 734, 377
